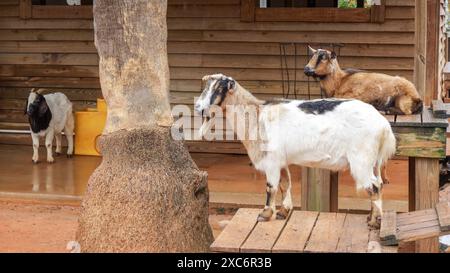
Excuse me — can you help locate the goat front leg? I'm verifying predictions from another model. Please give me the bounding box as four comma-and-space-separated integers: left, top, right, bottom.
31, 133, 39, 164
277, 167, 292, 220
45, 129, 55, 163
258, 168, 280, 222
367, 183, 383, 229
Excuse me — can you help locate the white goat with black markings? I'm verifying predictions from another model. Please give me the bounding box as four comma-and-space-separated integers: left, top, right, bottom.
195, 74, 396, 228
25, 89, 74, 163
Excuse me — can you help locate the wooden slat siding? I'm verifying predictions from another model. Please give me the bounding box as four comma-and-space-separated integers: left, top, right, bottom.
254, 7, 371, 23
271, 211, 319, 253
0, 41, 96, 53
240, 213, 290, 253
304, 212, 346, 252
31, 6, 92, 19
0, 54, 413, 70
0, 5, 19, 18
0, 0, 419, 154
336, 214, 370, 253
210, 208, 259, 252
0, 0, 19, 5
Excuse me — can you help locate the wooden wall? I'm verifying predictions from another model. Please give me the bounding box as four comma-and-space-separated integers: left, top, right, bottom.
0, 0, 418, 152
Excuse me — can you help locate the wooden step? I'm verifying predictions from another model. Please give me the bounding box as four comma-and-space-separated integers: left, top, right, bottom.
380, 202, 450, 246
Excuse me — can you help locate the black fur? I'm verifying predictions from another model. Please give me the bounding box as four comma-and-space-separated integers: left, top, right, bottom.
263, 99, 290, 105
26, 94, 52, 133
298, 99, 348, 115
369, 97, 397, 112
210, 78, 235, 106
411, 99, 423, 114
344, 68, 365, 75
265, 183, 272, 206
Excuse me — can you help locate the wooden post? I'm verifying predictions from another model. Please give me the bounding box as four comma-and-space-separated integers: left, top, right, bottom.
19, 0, 32, 19
410, 158, 440, 253
241, 0, 256, 22
413, 0, 426, 100
301, 167, 338, 212
426, 0, 440, 104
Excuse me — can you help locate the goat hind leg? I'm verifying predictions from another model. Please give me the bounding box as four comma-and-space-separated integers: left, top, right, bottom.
55, 133, 62, 155
64, 113, 74, 158
367, 183, 383, 229
276, 168, 292, 220
45, 130, 55, 163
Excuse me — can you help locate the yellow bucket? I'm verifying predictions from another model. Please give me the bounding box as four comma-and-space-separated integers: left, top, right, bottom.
97, 98, 107, 112
74, 99, 107, 156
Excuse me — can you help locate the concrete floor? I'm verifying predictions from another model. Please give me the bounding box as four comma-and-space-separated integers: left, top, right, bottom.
0, 144, 409, 211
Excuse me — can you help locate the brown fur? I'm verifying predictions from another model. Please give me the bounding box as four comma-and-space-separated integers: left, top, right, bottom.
305, 47, 423, 115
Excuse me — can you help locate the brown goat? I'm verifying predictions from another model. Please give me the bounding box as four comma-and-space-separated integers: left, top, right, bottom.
304, 47, 423, 115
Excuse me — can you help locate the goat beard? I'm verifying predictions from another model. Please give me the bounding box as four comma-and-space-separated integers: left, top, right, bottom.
199, 112, 216, 138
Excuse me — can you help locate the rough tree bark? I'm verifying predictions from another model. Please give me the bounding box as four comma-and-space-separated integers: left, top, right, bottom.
76, 0, 213, 252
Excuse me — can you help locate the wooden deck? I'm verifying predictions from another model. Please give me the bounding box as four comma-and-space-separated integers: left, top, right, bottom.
210, 208, 398, 253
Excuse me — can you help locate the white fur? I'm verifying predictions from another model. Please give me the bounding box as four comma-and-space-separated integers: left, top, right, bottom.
27, 91, 74, 163
195, 74, 396, 221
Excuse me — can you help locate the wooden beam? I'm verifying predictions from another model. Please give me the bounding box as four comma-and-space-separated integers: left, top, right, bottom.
413, 158, 440, 252
380, 211, 398, 246
301, 168, 338, 212
240, 0, 255, 22
19, 0, 31, 19
370, 0, 385, 23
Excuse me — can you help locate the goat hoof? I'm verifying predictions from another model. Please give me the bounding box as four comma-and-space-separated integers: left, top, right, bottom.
67, 154, 73, 158
55, 152, 61, 157
47, 159, 54, 164
368, 222, 380, 229
257, 215, 271, 222
32, 160, 39, 164
276, 207, 290, 220
367, 215, 381, 230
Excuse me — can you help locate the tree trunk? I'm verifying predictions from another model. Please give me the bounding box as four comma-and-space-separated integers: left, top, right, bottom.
76, 0, 213, 252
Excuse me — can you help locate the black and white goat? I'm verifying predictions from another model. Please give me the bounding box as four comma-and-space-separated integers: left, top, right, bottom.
195, 74, 396, 228
25, 89, 74, 163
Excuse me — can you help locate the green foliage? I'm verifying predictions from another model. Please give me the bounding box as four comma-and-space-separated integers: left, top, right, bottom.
338, 0, 357, 8
338, 0, 372, 8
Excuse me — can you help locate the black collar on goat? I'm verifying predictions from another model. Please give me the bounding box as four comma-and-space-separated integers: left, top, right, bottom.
25, 93, 52, 133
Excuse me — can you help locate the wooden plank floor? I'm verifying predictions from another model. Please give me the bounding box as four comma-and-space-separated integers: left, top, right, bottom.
211, 208, 398, 253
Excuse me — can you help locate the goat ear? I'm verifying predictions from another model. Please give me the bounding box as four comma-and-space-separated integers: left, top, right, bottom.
38, 98, 49, 116
202, 75, 211, 82
308, 45, 317, 55
330, 51, 337, 59
228, 79, 236, 93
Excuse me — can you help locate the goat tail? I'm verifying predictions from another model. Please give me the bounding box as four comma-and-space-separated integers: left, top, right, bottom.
379, 126, 396, 167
